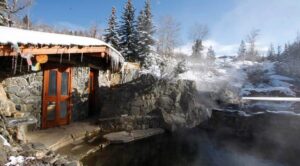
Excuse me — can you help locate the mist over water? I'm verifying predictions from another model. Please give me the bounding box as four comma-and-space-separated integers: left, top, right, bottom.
82, 128, 295, 166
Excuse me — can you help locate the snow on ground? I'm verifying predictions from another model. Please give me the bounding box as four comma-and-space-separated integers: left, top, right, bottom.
179, 59, 253, 93
217, 109, 300, 117
0, 135, 11, 147
178, 58, 297, 114
240, 62, 295, 97
178, 58, 295, 98
5, 156, 35, 166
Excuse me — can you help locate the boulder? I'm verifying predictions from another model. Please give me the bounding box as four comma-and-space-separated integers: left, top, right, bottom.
97, 74, 214, 131
0, 100, 16, 117
0, 84, 8, 100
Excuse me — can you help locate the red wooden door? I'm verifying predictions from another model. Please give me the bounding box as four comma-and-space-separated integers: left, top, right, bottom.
42, 67, 72, 129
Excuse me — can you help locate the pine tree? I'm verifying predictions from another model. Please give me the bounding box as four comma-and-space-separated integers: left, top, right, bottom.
277, 45, 281, 57
0, 0, 8, 26
237, 40, 246, 60
22, 14, 31, 29
207, 46, 216, 62
267, 43, 275, 61
104, 7, 120, 50
136, 0, 155, 63
283, 43, 289, 56
118, 0, 138, 61
191, 39, 204, 59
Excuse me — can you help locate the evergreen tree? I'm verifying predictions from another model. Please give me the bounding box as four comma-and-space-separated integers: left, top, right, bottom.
237, 40, 246, 60
207, 46, 216, 61
118, 0, 138, 61
191, 39, 204, 59
0, 0, 8, 26
104, 7, 120, 50
22, 14, 31, 29
267, 43, 275, 61
277, 45, 281, 57
136, 0, 155, 63
283, 43, 289, 56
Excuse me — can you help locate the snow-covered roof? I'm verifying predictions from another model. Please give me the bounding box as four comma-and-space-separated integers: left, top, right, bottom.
0, 26, 124, 69
0, 26, 104, 46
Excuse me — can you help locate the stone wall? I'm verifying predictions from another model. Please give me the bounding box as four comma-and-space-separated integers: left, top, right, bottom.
0, 66, 104, 128
1, 72, 43, 128
71, 67, 90, 121
96, 74, 215, 131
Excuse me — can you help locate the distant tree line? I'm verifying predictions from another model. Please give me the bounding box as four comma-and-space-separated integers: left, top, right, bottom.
270, 35, 300, 78
236, 29, 262, 62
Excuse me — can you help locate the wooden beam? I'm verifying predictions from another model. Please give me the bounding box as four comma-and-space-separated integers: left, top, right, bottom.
0, 45, 108, 56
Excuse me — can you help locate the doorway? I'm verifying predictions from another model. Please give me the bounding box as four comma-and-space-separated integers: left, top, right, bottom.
42, 67, 72, 129
88, 68, 99, 116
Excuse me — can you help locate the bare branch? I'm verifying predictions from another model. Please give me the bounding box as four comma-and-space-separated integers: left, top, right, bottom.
8, 0, 33, 14
246, 29, 260, 44
189, 23, 209, 41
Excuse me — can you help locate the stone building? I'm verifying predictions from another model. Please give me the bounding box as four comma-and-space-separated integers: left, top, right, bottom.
0, 26, 124, 130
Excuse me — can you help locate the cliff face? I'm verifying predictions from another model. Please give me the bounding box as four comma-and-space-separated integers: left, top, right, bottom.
97, 74, 215, 131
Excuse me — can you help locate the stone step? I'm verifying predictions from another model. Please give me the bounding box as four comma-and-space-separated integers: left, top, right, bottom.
103, 128, 164, 144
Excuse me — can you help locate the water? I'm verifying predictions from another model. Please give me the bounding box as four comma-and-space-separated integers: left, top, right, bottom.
82, 129, 299, 166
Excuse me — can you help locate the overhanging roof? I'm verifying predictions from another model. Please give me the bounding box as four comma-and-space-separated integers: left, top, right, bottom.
0, 26, 124, 65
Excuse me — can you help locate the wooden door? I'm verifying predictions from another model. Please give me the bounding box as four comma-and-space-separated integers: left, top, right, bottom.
88, 68, 99, 116
42, 67, 72, 129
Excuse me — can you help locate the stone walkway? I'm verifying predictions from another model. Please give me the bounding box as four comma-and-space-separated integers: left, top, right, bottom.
26, 121, 100, 151
103, 128, 165, 143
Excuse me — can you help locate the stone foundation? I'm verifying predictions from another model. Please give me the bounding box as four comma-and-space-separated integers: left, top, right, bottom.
2, 72, 43, 128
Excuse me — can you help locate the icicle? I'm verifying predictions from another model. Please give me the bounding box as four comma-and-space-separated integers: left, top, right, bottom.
10, 43, 21, 75
14, 55, 18, 75
81, 52, 83, 62
68, 46, 71, 61
108, 48, 124, 72
106, 53, 109, 63
21, 53, 33, 71
19, 58, 23, 73
11, 55, 14, 71
60, 53, 63, 63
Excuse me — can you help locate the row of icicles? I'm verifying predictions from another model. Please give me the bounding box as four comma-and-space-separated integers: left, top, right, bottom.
11, 43, 123, 75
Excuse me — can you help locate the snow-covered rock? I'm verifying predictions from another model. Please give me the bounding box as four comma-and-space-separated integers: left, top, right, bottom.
5, 156, 35, 166
0, 135, 11, 147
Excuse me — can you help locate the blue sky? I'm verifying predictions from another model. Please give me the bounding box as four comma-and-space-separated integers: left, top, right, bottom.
29, 0, 300, 55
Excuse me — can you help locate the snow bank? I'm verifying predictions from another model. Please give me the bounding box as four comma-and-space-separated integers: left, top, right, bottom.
242, 87, 295, 96
246, 101, 294, 111
5, 156, 35, 166
178, 59, 252, 93
217, 109, 300, 117
240, 62, 295, 97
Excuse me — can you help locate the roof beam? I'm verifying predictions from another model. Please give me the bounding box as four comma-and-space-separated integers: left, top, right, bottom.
0, 45, 108, 56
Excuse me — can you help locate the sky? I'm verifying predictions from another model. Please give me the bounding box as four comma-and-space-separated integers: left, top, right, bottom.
28, 0, 300, 56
